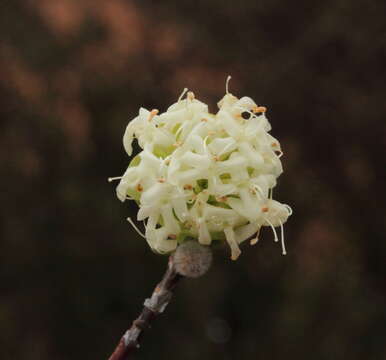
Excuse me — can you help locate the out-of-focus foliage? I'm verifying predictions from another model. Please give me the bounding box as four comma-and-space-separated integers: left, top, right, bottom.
0, 1, 385, 359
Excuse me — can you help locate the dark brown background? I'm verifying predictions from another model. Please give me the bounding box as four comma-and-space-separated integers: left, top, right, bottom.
1, 1, 385, 359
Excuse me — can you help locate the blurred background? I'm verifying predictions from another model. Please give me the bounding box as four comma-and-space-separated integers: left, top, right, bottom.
1, 0, 385, 359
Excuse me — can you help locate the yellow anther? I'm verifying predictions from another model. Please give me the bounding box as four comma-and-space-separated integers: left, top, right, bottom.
253, 106, 267, 113
148, 109, 159, 121
187, 91, 195, 101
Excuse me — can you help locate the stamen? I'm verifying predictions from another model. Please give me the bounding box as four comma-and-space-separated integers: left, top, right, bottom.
279, 220, 287, 255
250, 229, 260, 245
178, 88, 188, 102
127, 217, 146, 238
253, 106, 267, 113
203, 135, 209, 154
174, 123, 184, 138
224, 226, 241, 261
226, 75, 231, 94
265, 217, 279, 242
148, 109, 159, 121
252, 184, 264, 198
175, 122, 188, 140
187, 91, 195, 101
108, 176, 122, 182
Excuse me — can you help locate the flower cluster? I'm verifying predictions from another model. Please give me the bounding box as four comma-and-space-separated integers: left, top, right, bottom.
110, 79, 292, 260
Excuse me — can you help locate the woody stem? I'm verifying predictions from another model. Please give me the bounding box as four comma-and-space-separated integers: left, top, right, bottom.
107, 255, 182, 360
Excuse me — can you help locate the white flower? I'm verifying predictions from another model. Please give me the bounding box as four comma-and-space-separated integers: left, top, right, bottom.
110, 77, 292, 260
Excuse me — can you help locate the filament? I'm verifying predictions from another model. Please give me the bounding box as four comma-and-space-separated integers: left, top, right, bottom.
250, 229, 260, 245
252, 184, 264, 198
108, 176, 122, 182
279, 220, 287, 255
127, 217, 146, 238
178, 88, 188, 102
203, 135, 210, 154
175, 121, 188, 140
226, 75, 231, 94
264, 217, 278, 243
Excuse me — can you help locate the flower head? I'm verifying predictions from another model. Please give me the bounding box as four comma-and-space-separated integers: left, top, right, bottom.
110, 77, 292, 260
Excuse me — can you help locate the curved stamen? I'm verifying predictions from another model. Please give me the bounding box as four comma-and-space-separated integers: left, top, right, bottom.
250, 229, 260, 245
226, 75, 231, 94
279, 220, 287, 255
127, 217, 146, 238
264, 217, 279, 243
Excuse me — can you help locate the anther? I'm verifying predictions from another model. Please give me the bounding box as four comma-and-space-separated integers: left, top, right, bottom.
250, 230, 260, 245
148, 109, 159, 121
253, 106, 267, 113
187, 91, 195, 101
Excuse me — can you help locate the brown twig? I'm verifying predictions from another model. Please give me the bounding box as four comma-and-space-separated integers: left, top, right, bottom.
107, 255, 182, 360
107, 241, 212, 359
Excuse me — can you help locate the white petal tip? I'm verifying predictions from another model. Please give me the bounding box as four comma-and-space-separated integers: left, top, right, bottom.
250, 238, 258, 246
231, 250, 241, 261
